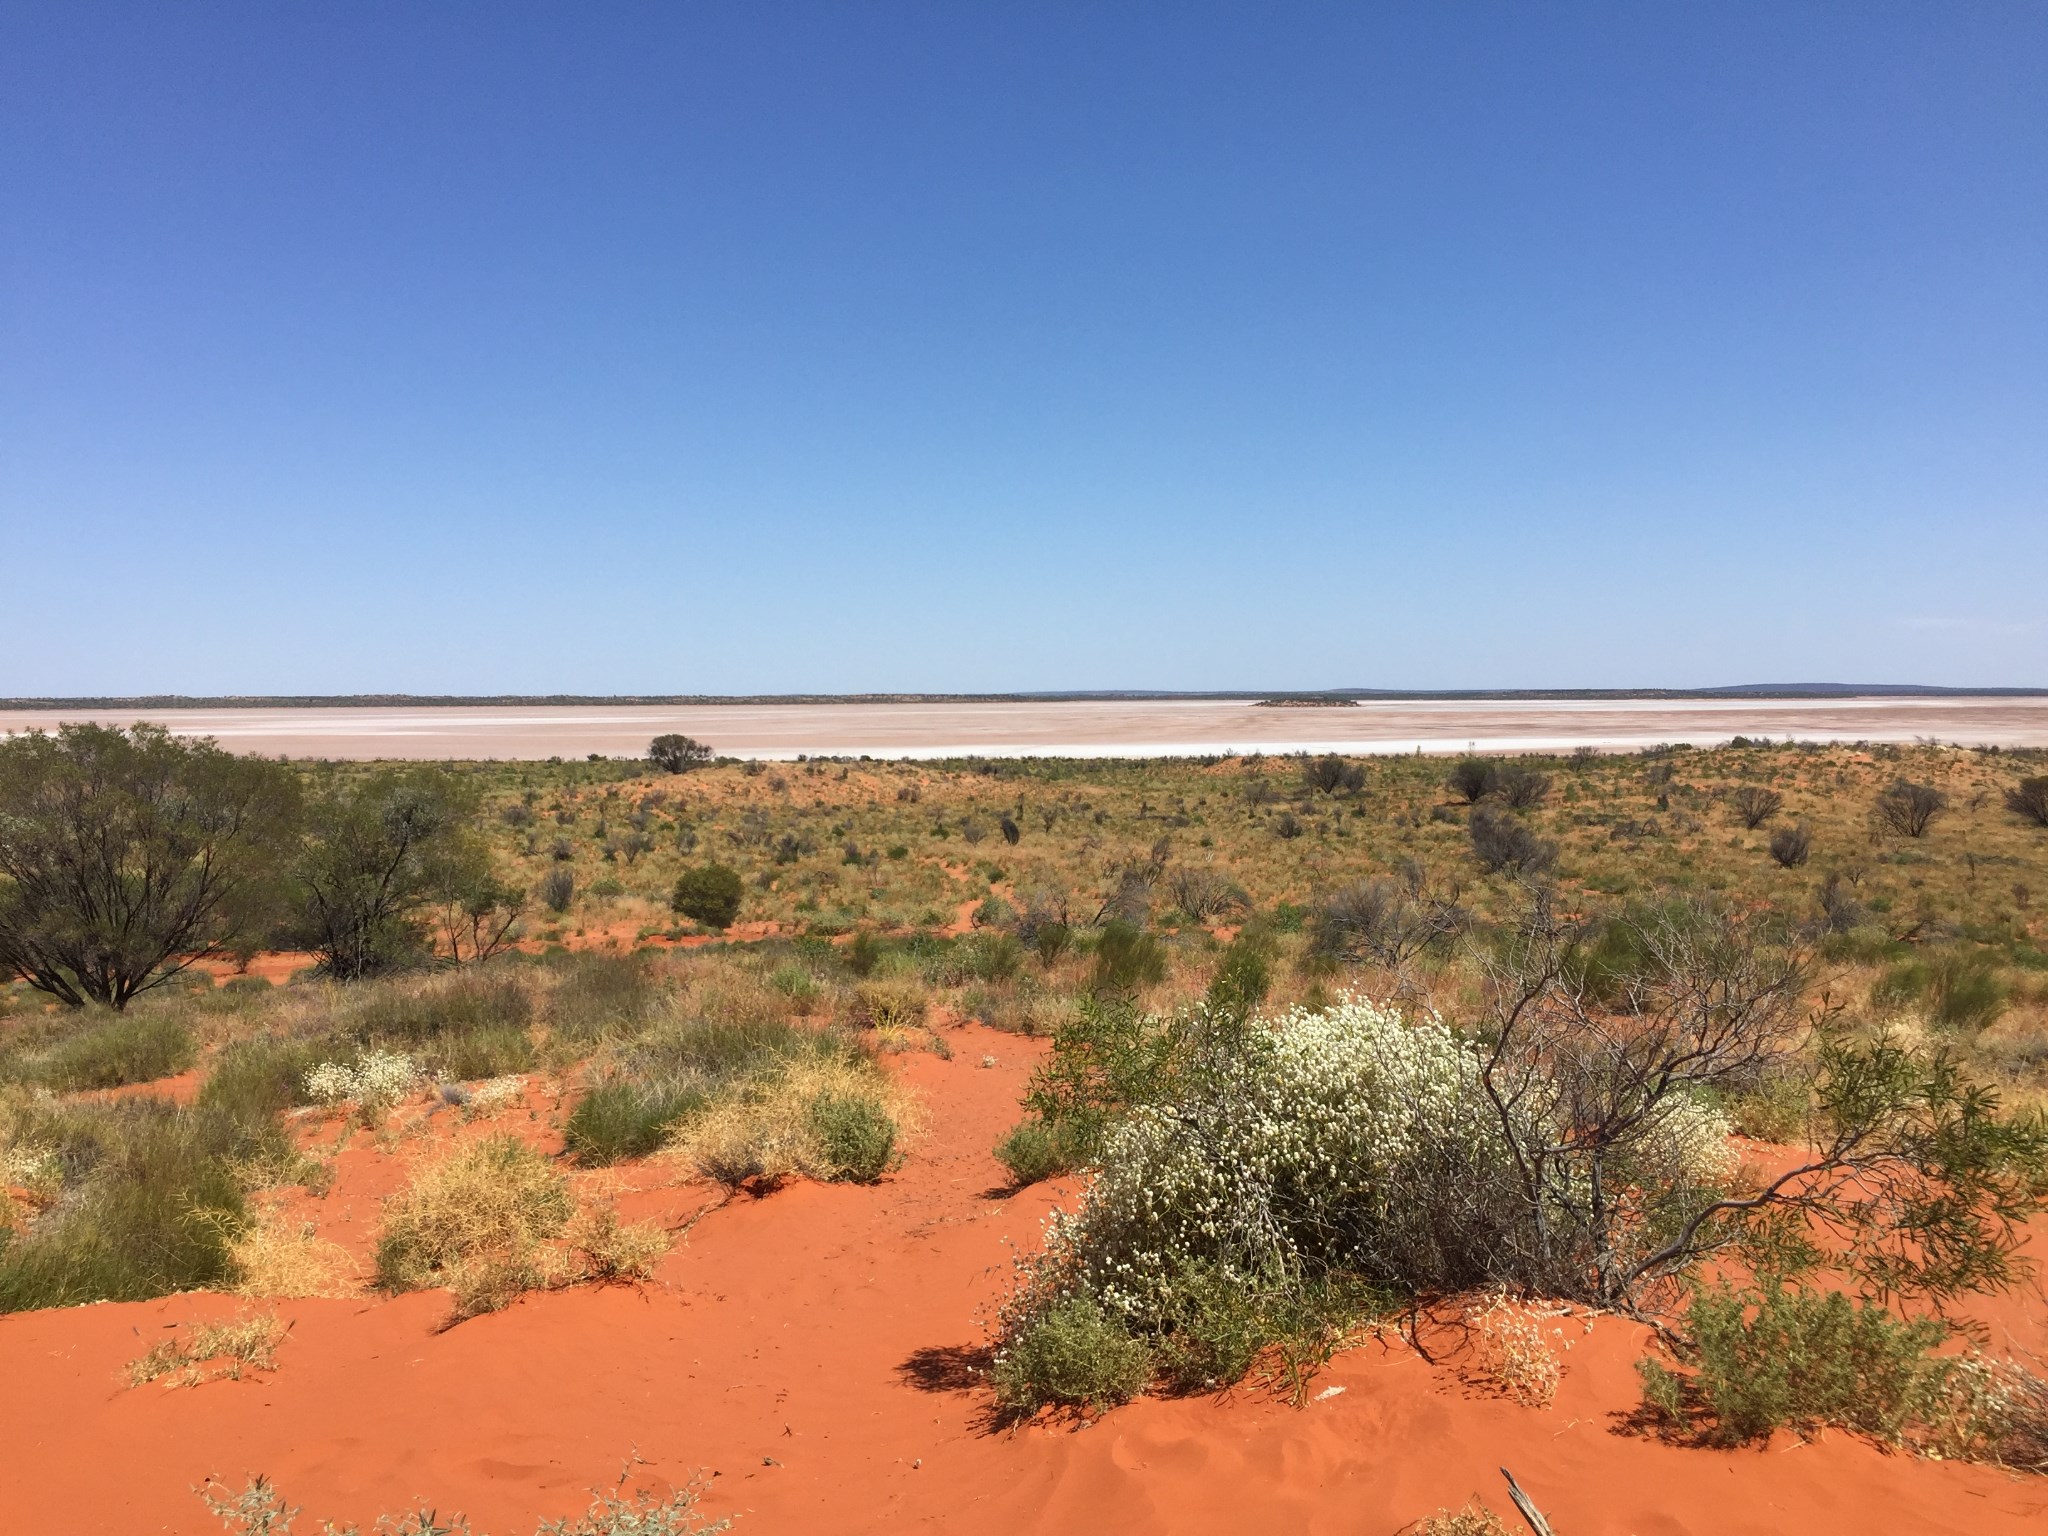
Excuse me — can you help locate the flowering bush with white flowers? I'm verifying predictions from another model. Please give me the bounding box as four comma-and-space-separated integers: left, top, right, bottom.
991, 994, 1747, 1414
1058, 998, 1516, 1324
305, 1050, 421, 1116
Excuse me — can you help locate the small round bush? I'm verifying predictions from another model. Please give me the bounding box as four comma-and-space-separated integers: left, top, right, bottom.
990, 1295, 1153, 1416
672, 864, 744, 930
808, 1090, 897, 1182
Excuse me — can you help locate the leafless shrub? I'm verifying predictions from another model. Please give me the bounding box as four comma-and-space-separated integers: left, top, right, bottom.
1302, 754, 1365, 795
1495, 765, 1552, 811
1309, 867, 1467, 969
1470, 806, 1556, 876
1447, 758, 1497, 804
1875, 779, 1947, 838
2006, 776, 2048, 829
1816, 872, 1867, 933
1731, 785, 1784, 829
1166, 867, 1249, 923
1768, 823, 1812, 868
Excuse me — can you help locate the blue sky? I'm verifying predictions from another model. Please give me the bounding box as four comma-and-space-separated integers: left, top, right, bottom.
3, 3, 2043, 694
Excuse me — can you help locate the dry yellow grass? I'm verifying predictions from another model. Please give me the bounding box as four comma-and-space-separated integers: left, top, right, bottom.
127, 1310, 286, 1388
230, 1203, 358, 1299
668, 1056, 915, 1188
374, 1132, 573, 1317
1467, 1295, 1567, 1409
1410, 1506, 1513, 1536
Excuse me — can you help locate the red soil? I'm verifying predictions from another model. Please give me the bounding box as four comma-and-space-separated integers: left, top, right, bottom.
4, 1027, 2045, 1535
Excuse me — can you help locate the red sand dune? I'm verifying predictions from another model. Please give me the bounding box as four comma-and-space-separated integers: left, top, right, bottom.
4, 1026, 2045, 1535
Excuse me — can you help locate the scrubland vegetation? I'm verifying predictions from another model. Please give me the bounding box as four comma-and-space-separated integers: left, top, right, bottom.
6, 723, 2048, 1484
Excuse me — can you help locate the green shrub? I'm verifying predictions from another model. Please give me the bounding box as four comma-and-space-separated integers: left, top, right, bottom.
989, 1294, 1152, 1417
24, 1011, 196, 1091
564, 1077, 705, 1165
1647, 1278, 1952, 1444
672, 865, 743, 930
1089, 920, 1166, 995
993, 1114, 1094, 1185
844, 929, 885, 977
807, 1090, 896, 1181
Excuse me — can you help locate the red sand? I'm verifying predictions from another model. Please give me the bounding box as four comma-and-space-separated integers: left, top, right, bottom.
4, 1027, 2046, 1535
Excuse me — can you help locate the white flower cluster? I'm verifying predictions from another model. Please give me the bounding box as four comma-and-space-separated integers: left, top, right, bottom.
1639, 1093, 1738, 1184
1068, 996, 1507, 1326
0, 1141, 59, 1197
305, 1049, 421, 1112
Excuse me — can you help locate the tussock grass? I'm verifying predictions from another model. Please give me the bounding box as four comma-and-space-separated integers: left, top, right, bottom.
374, 1133, 572, 1317
4, 1010, 196, 1092
671, 1055, 908, 1188
230, 1204, 357, 1298
0, 1094, 248, 1310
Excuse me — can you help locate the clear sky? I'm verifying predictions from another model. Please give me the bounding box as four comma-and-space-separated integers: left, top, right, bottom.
3, 3, 2043, 695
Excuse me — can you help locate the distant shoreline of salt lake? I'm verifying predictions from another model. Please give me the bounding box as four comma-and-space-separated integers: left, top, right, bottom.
3, 695, 2046, 760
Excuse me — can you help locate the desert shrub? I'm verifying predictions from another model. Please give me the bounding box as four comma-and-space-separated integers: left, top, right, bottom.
2007, 775, 2048, 828
564, 1077, 705, 1165
229, 1208, 356, 1299
807, 1090, 897, 1181
305, 1049, 422, 1118
1302, 754, 1365, 795
561, 1205, 671, 1284
332, 968, 537, 1082
19, 1011, 196, 1091
971, 893, 1015, 929
1731, 785, 1784, 828
1411, 1507, 1513, 1536
1494, 765, 1551, 811
0, 1096, 249, 1310
671, 1055, 904, 1188
1640, 1278, 1951, 1445
0, 722, 301, 1009
1446, 758, 1497, 804
540, 867, 575, 913
374, 1133, 572, 1314
200, 1466, 732, 1536
129, 1310, 287, 1388
672, 865, 743, 930
1872, 950, 2007, 1032
1768, 823, 1812, 868
989, 1294, 1152, 1416
1926, 1354, 2048, 1473
1468, 805, 1556, 876
843, 929, 885, 977
848, 979, 927, 1030
1029, 920, 1072, 965
1164, 867, 1248, 923
952, 932, 1023, 984
648, 733, 712, 774
1309, 875, 1466, 968
993, 1114, 1095, 1186
1875, 778, 1947, 838
1089, 920, 1166, 995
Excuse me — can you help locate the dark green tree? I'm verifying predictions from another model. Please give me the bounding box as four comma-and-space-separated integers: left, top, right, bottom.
0, 723, 301, 1008
648, 734, 713, 774
290, 767, 483, 979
